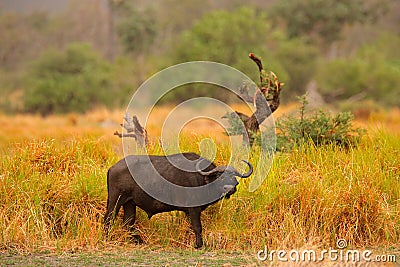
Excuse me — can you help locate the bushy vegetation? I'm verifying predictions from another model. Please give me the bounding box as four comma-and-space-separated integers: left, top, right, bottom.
161, 7, 287, 103
276, 95, 365, 151
1, 0, 399, 114
271, 0, 385, 45
24, 43, 113, 115
317, 34, 400, 106
225, 94, 365, 151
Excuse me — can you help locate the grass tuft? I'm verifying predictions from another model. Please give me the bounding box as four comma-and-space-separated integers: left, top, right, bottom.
0, 119, 399, 254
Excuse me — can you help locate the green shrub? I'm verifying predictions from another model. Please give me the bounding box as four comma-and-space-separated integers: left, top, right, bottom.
224, 95, 365, 151
316, 34, 400, 106
24, 43, 112, 115
276, 95, 365, 151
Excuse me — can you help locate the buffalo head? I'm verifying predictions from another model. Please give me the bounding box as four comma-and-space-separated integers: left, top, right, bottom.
196, 160, 253, 198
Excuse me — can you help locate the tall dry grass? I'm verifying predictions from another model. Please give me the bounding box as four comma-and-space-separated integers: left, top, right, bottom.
0, 138, 116, 252
0, 109, 399, 253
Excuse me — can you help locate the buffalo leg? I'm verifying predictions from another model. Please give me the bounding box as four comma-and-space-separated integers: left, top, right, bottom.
123, 200, 143, 244
188, 208, 203, 249
123, 200, 136, 228
104, 195, 123, 237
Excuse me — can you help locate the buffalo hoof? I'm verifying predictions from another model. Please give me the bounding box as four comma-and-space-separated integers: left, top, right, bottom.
130, 234, 144, 245
194, 242, 203, 250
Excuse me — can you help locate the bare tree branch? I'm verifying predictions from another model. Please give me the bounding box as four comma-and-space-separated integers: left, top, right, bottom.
224, 53, 284, 146
114, 113, 148, 148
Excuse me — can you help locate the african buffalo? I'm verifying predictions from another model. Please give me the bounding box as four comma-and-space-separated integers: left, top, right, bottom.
104, 152, 253, 248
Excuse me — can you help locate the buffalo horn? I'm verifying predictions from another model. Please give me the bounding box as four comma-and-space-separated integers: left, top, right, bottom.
196, 159, 253, 178
196, 160, 227, 175
235, 160, 253, 178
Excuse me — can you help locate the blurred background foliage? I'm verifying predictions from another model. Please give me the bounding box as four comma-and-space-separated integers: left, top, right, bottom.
0, 0, 399, 115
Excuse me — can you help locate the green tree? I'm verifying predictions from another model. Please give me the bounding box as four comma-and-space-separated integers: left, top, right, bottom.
164, 6, 287, 102
174, 7, 275, 69
116, 9, 157, 55
275, 38, 319, 96
271, 0, 387, 46
24, 43, 112, 115
316, 33, 400, 106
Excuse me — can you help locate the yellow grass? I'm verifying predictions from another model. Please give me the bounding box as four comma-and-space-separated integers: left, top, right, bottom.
0, 105, 399, 257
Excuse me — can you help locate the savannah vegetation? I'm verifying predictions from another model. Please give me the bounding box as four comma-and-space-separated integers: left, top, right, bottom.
0, 0, 399, 114
0, 0, 399, 265
0, 108, 399, 265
